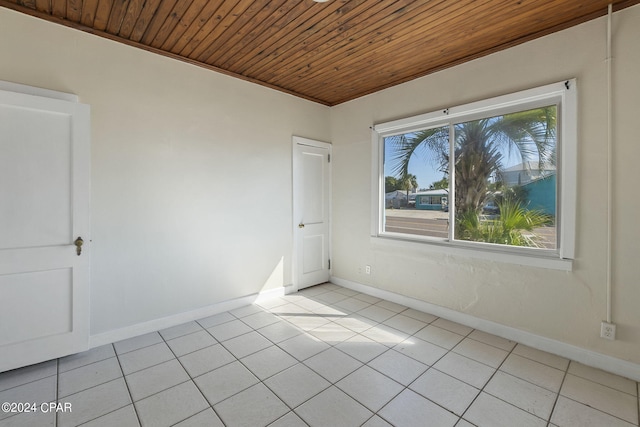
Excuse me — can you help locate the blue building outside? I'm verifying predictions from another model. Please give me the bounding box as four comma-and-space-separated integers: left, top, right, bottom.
414, 189, 448, 210
521, 174, 556, 216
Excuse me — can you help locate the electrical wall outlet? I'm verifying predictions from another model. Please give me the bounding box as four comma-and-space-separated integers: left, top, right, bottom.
365, 265, 371, 274
600, 321, 616, 340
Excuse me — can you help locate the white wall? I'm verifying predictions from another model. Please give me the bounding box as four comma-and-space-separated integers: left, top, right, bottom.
2, 5, 638, 366
0, 8, 330, 335
331, 6, 640, 364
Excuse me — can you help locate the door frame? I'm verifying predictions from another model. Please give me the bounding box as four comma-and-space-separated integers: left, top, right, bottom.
292, 136, 332, 292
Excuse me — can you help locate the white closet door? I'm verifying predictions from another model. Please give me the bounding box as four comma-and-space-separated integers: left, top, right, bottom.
0, 87, 90, 372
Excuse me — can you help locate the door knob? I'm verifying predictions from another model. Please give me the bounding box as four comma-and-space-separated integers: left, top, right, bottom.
298, 223, 305, 228
74, 237, 84, 256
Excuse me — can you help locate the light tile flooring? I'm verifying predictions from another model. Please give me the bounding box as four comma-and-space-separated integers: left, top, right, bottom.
1, 283, 639, 427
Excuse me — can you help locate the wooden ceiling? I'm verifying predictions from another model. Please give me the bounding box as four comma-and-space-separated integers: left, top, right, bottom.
2, 0, 638, 105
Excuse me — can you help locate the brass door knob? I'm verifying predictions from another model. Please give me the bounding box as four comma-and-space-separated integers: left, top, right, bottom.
74, 237, 84, 256
298, 223, 305, 228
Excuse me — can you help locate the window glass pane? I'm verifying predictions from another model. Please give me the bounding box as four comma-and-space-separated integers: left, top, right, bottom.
383, 126, 450, 239
452, 106, 557, 249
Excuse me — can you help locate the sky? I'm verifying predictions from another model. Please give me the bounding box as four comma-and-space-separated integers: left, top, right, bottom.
384, 145, 444, 190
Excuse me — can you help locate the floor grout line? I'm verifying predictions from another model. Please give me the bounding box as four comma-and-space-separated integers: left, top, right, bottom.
158, 330, 229, 427
112, 343, 143, 427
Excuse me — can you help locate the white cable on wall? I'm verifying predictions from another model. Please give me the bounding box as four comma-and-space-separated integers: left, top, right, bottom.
606, 3, 613, 324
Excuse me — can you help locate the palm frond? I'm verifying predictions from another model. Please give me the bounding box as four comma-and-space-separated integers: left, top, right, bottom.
387, 127, 449, 178
489, 107, 557, 168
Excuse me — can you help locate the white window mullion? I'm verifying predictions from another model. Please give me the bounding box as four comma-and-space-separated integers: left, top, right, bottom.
448, 122, 455, 242
371, 131, 384, 237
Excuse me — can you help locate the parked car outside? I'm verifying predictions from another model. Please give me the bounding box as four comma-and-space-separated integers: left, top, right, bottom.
482, 201, 500, 215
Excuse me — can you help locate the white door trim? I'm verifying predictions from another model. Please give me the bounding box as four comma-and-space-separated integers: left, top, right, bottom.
292, 136, 332, 292
0, 80, 79, 102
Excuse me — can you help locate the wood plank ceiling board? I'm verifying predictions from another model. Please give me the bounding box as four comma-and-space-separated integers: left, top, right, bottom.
250, 0, 393, 81
219, 1, 318, 72
286, 0, 480, 93
51, 0, 65, 19
34, 0, 49, 14
302, 0, 520, 98
118, 0, 147, 39
1, 0, 638, 106
139, 0, 178, 45
105, 0, 130, 34
211, 0, 306, 67
193, 0, 264, 63
128, 0, 162, 42
92, 0, 114, 31
79, 0, 99, 27
170, 1, 227, 56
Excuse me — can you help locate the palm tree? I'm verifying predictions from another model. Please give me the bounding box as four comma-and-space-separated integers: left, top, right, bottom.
397, 173, 418, 207
453, 120, 504, 214
389, 106, 556, 215
385, 176, 399, 193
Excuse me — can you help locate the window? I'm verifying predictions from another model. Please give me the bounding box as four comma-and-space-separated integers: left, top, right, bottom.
372, 81, 576, 265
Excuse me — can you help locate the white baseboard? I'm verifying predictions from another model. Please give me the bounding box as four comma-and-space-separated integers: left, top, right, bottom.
331, 276, 640, 382
89, 286, 289, 348
282, 284, 297, 295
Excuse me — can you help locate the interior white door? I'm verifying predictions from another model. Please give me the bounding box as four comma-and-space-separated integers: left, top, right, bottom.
0, 87, 90, 372
293, 137, 331, 290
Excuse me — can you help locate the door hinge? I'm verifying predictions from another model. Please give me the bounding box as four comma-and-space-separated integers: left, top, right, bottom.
327, 154, 331, 163
328, 259, 331, 269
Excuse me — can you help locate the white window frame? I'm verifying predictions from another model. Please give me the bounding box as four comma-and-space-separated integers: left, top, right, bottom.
371, 80, 576, 270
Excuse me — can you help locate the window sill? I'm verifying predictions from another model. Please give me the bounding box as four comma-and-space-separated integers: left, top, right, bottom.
371, 235, 573, 271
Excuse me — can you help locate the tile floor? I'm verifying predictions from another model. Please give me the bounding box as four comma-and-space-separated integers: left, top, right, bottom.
1, 283, 639, 427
